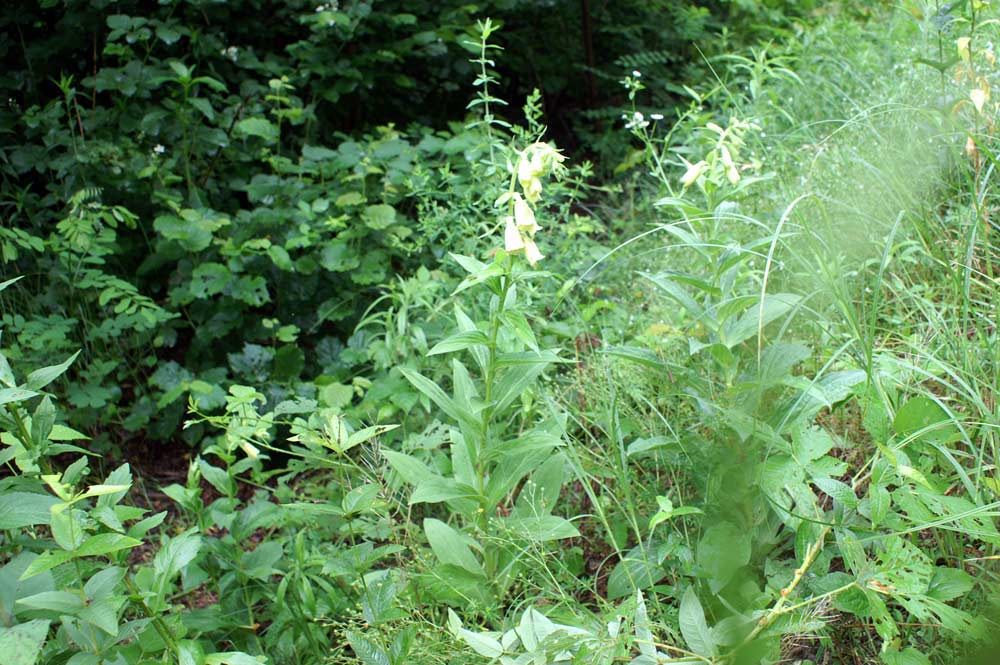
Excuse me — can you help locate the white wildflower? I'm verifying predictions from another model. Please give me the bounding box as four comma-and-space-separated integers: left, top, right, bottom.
153, 144, 166, 155
624, 111, 648, 130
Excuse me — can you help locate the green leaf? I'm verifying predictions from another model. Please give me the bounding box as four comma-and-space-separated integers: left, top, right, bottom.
0, 275, 23, 292
361, 204, 397, 230
0, 619, 50, 665
75, 533, 142, 557
427, 330, 490, 356
679, 587, 716, 657
698, 522, 750, 592
447, 609, 504, 658
881, 647, 932, 665
720, 293, 800, 348
24, 351, 79, 391
381, 450, 437, 486
398, 367, 467, 425
449, 253, 488, 276
492, 357, 550, 412
926, 566, 974, 602
154, 529, 201, 581
20, 550, 74, 580
17, 590, 84, 613
423, 518, 484, 578
236, 117, 279, 143
499, 515, 579, 541
499, 310, 538, 351
607, 543, 668, 600
893, 396, 960, 444
604, 345, 669, 371
204, 653, 267, 665
0, 493, 60, 529
410, 477, 478, 505
346, 630, 390, 665
813, 477, 858, 509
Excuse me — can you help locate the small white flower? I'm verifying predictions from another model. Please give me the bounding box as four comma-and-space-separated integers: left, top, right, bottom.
650, 113, 663, 120
153, 144, 166, 155
632, 70, 642, 78
624, 111, 648, 130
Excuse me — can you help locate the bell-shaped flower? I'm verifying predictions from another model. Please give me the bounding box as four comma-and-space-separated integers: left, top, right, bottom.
680, 159, 708, 188
523, 237, 544, 266
720, 146, 740, 184
513, 195, 540, 235
504, 216, 525, 252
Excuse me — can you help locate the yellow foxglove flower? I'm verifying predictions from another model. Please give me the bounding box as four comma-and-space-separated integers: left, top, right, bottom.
523, 237, 544, 266
680, 159, 708, 188
240, 439, 260, 460
504, 216, 525, 252
971, 88, 988, 113
958, 37, 971, 63
514, 196, 540, 234
523, 176, 543, 204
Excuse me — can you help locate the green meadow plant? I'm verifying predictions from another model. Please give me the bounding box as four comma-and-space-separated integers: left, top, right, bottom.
384, 139, 576, 609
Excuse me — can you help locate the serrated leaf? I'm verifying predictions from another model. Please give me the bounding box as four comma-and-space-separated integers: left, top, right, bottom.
346, 630, 390, 665
813, 477, 858, 509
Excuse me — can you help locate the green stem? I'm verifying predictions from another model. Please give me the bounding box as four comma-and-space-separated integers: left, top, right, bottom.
124, 576, 180, 655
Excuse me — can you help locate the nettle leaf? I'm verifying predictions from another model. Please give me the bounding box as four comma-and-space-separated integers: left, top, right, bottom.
792, 425, 836, 463
813, 477, 858, 509
346, 630, 390, 665
679, 587, 716, 658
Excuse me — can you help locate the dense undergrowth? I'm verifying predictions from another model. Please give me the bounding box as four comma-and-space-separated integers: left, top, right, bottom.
3, 1, 1000, 664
